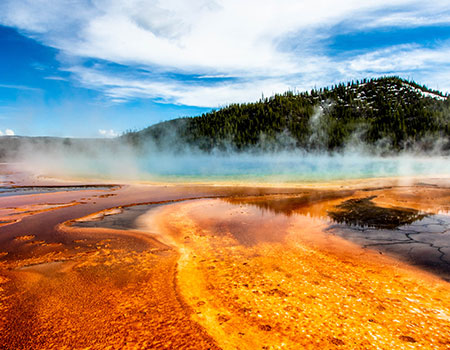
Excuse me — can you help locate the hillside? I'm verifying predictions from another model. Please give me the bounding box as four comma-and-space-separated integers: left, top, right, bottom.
123, 77, 450, 153
1, 76, 449, 162
0, 136, 114, 161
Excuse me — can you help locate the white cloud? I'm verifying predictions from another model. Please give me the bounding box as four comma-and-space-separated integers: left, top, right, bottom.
68, 65, 294, 106
44, 76, 68, 81
3, 0, 433, 75
365, 3, 450, 29
1, 0, 450, 106
66, 41, 450, 106
346, 44, 450, 73
98, 129, 118, 137
0, 129, 15, 136
0, 84, 42, 92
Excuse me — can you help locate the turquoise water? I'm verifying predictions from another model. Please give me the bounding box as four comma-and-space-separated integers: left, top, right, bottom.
135, 154, 450, 182
20, 152, 450, 183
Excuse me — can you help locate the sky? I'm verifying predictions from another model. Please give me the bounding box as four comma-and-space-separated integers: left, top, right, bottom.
1, 0, 450, 138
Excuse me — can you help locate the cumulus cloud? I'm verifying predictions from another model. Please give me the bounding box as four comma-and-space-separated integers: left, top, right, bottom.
0, 129, 15, 136
98, 129, 118, 138
1, 0, 450, 106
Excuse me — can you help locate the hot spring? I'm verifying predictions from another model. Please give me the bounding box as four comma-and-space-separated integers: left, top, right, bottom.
18, 151, 450, 183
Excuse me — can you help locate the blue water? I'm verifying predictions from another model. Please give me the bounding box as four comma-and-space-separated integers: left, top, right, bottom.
19, 152, 450, 183
0, 186, 114, 197
134, 154, 450, 182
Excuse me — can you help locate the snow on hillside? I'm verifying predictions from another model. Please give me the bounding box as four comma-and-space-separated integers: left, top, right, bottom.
401, 82, 447, 101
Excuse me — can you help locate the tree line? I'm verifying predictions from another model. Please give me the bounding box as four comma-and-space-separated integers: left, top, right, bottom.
123, 76, 450, 153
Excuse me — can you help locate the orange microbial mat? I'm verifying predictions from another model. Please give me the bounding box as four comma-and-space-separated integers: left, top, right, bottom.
0, 176, 449, 349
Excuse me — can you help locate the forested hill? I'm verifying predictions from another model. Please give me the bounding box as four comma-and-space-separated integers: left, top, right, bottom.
123, 77, 450, 153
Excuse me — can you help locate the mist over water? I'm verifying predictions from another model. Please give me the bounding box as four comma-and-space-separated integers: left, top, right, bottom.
139, 153, 450, 182
11, 142, 450, 183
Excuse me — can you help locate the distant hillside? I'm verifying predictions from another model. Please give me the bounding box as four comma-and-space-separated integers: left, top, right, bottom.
0, 136, 114, 161
123, 77, 450, 153
1, 77, 449, 163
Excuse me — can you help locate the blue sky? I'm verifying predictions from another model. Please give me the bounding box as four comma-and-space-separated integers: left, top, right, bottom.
1, 0, 450, 137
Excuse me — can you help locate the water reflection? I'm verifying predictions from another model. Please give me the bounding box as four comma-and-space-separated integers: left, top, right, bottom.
0, 185, 118, 197
327, 196, 428, 229
222, 191, 442, 229
222, 190, 354, 218
221, 190, 450, 280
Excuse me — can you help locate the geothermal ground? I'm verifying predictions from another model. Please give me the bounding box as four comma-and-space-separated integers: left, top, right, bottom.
0, 169, 449, 349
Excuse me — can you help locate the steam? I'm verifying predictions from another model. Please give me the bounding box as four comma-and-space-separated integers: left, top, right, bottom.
307, 106, 328, 149
4, 133, 450, 183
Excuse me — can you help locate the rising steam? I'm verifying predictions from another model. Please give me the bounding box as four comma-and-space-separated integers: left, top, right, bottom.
4, 131, 450, 183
